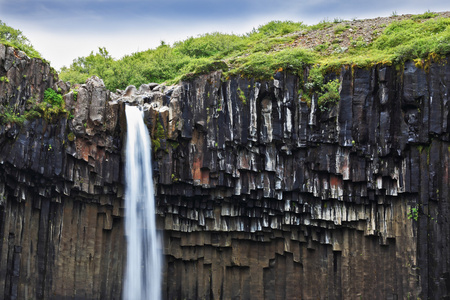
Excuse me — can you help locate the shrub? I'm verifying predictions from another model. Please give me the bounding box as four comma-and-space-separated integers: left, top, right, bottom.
178, 60, 228, 82
174, 32, 245, 58
250, 21, 305, 37
307, 19, 333, 32
0, 20, 42, 59
318, 79, 340, 110
44, 88, 64, 107
0, 105, 26, 124
305, 67, 324, 91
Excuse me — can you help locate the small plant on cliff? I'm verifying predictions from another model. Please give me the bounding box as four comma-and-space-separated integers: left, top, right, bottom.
67, 132, 75, 142
298, 89, 312, 107
44, 88, 64, 107
305, 67, 324, 91
301, 67, 324, 107
0, 105, 27, 124
72, 90, 78, 101
152, 118, 166, 153
317, 79, 340, 110
0, 98, 44, 125
238, 87, 247, 105
0, 88, 71, 125
171, 173, 179, 182
408, 206, 419, 221
301, 66, 340, 111
40, 88, 70, 122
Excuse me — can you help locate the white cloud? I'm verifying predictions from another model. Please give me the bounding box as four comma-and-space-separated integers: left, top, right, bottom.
2, 0, 449, 70
17, 16, 265, 70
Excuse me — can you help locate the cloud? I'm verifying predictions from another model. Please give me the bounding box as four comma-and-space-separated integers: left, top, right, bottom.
1, 0, 449, 69
17, 15, 270, 69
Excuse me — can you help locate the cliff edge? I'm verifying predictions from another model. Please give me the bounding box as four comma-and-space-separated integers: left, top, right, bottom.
1, 42, 450, 299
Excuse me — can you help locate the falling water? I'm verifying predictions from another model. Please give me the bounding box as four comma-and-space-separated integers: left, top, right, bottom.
124, 105, 162, 300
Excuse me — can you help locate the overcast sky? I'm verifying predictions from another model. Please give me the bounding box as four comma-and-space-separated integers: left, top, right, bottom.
1, 0, 449, 70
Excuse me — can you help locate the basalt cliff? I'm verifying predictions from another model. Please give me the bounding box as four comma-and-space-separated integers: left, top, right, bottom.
1, 43, 450, 299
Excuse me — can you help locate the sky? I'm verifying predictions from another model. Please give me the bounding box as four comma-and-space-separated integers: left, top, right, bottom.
1, 0, 449, 71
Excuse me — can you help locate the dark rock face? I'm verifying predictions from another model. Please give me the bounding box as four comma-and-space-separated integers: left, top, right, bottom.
0, 46, 124, 300
1, 44, 450, 299
153, 63, 450, 300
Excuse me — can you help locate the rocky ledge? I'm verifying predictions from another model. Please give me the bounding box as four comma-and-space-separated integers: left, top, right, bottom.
1, 44, 450, 299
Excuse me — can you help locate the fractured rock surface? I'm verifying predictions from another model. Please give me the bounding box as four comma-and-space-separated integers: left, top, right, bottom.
0, 46, 124, 300
150, 63, 450, 300
1, 44, 450, 299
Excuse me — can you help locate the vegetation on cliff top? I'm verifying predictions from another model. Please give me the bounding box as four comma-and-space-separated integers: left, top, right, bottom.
50, 11, 450, 90
0, 20, 42, 59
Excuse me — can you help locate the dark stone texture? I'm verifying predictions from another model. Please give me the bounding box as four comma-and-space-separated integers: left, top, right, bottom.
0, 46, 124, 300
152, 64, 450, 300
1, 44, 450, 299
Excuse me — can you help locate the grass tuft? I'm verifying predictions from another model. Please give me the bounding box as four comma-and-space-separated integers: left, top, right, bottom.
56, 15, 450, 90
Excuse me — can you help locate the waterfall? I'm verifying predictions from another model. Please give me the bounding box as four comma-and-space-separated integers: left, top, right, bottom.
123, 105, 162, 300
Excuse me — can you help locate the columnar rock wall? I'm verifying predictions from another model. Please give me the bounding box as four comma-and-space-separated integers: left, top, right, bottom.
1, 43, 450, 299
0, 45, 125, 300
151, 61, 450, 299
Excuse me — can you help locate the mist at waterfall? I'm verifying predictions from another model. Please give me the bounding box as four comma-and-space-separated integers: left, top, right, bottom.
124, 105, 162, 300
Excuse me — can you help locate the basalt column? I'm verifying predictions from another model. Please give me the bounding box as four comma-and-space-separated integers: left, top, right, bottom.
1, 43, 450, 299
0, 44, 125, 300
148, 62, 450, 299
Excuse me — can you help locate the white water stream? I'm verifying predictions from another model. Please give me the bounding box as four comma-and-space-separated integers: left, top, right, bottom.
123, 105, 162, 300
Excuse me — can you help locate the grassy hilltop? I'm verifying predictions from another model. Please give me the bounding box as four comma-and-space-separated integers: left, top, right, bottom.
2, 11, 450, 92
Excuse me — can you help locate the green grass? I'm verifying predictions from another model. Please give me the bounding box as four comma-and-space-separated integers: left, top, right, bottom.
307, 19, 334, 32
0, 100, 44, 125
334, 24, 350, 35
319, 16, 450, 69
318, 79, 340, 110
44, 88, 64, 107
0, 88, 69, 125
227, 47, 317, 79
57, 13, 450, 91
59, 21, 307, 89
411, 10, 438, 21
173, 32, 247, 58
0, 20, 42, 60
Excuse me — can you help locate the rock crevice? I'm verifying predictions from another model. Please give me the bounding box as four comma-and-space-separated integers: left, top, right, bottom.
0, 44, 449, 299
